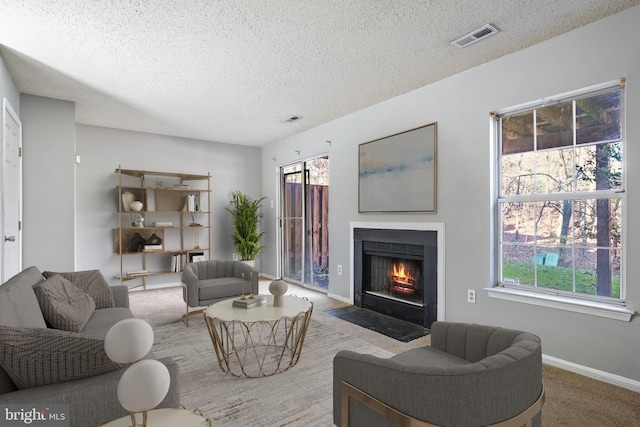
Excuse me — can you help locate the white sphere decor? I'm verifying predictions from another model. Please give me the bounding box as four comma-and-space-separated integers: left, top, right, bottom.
117, 359, 170, 413
104, 318, 154, 364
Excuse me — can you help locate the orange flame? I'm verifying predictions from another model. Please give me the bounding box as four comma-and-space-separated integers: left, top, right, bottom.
392, 262, 414, 285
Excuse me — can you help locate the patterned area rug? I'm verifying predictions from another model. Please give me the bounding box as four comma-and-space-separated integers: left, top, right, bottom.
151, 313, 393, 426
135, 286, 640, 427
324, 305, 430, 342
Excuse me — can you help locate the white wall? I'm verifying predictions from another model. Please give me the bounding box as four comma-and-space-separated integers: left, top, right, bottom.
75, 124, 262, 286
21, 94, 76, 271
261, 6, 640, 382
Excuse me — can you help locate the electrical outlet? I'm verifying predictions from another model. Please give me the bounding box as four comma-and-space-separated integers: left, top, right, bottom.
467, 289, 476, 304
337, 264, 343, 275
232, 253, 239, 261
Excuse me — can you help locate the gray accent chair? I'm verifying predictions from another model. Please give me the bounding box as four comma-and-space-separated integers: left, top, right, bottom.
182, 260, 259, 326
334, 321, 544, 427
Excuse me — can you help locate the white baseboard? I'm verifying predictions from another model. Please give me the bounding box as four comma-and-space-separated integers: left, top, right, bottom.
543, 354, 640, 393
263, 276, 349, 303
327, 292, 351, 304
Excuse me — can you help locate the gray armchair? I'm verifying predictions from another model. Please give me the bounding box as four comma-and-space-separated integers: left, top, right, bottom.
334, 321, 544, 427
181, 260, 259, 326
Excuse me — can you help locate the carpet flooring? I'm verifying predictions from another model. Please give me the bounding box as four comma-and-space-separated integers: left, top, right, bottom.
131, 284, 640, 427
324, 305, 430, 342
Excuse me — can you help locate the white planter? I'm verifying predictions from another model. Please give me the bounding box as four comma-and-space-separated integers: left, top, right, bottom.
241, 259, 255, 268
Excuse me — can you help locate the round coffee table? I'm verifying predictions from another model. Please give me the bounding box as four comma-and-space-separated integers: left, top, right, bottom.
203, 294, 313, 378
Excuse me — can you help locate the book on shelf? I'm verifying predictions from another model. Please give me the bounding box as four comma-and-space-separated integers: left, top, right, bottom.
127, 270, 150, 276
170, 253, 185, 272
153, 221, 173, 227
143, 244, 163, 252
186, 194, 200, 212
232, 295, 267, 309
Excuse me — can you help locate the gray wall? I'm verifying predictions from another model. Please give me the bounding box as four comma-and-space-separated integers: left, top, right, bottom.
75, 124, 262, 286
20, 94, 76, 271
0, 55, 19, 112
10, 93, 261, 287
261, 6, 640, 382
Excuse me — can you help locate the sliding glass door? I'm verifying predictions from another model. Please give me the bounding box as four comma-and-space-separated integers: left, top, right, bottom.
280, 156, 329, 291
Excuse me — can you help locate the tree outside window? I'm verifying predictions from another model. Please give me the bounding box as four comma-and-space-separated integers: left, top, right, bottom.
496, 83, 624, 301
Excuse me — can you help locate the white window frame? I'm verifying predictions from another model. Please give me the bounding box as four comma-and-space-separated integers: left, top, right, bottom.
487, 79, 633, 321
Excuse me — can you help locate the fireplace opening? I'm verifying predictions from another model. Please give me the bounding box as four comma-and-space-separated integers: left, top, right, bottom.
354, 227, 437, 327
364, 255, 423, 306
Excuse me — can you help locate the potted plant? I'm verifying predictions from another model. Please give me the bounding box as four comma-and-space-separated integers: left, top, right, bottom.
226, 191, 266, 265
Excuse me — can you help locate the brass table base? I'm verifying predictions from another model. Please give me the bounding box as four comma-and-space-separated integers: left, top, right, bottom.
204, 297, 313, 378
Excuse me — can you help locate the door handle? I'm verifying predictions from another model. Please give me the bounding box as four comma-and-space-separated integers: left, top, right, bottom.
4, 236, 15, 242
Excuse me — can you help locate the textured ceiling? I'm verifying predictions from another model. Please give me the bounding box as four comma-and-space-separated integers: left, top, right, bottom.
1, 1, 639, 147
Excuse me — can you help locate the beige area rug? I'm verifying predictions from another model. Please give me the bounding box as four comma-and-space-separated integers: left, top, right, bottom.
130, 284, 640, 427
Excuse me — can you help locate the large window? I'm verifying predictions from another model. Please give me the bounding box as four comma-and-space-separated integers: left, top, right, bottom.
495, 81, 625, 304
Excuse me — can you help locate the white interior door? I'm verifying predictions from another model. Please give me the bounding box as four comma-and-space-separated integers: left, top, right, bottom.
2, 98, 22, 282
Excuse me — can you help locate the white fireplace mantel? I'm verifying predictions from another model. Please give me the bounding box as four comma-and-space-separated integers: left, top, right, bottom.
349, 221, 445, 322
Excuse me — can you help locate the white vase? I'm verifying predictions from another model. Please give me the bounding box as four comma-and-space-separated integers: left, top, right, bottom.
269, 279, 288, 307
130, 200, 144, 211
122, 191, 134, 212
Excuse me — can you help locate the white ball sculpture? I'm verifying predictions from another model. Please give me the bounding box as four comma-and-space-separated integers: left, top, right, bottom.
117, 359, 171, 413
104, 318, 169, 427
104, 318, 154, 364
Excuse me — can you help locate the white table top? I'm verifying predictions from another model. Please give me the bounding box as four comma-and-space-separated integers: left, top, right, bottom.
205, 295, 311, 322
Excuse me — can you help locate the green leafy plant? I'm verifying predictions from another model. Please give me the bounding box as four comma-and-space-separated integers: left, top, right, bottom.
226, 191, 266, 261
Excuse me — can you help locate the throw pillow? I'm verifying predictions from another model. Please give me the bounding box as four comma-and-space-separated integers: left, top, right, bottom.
43, 270, 115, 309
0, 325, 120, 390
34, 275, 95, 333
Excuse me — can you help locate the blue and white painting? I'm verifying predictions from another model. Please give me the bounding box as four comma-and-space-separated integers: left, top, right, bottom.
359, 123, 437, 213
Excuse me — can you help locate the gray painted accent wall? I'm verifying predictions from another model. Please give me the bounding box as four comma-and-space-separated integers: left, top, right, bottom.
75, 124, 262, 286
261, 6, 640, 382
21, 94, 76, 271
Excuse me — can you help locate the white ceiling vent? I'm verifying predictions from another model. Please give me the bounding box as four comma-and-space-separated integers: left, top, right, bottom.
450, 24, 499, 48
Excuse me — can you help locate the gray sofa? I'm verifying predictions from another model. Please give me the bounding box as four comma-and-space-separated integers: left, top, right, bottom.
0, 266, 180, 427
334, 321, 544, 427
182, 260, 259, 326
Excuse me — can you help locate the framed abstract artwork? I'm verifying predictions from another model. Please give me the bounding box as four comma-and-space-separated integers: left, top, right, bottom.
358, 122, 437, 213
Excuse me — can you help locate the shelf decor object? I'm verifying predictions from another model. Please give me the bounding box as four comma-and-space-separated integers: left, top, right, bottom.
122, 191, 135, 212
269, 279, 288, 307
114, 167, 212, 289
104, 319, 170, 427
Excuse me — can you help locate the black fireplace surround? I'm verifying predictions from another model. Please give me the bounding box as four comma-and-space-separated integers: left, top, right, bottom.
354, 228, 437, 328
